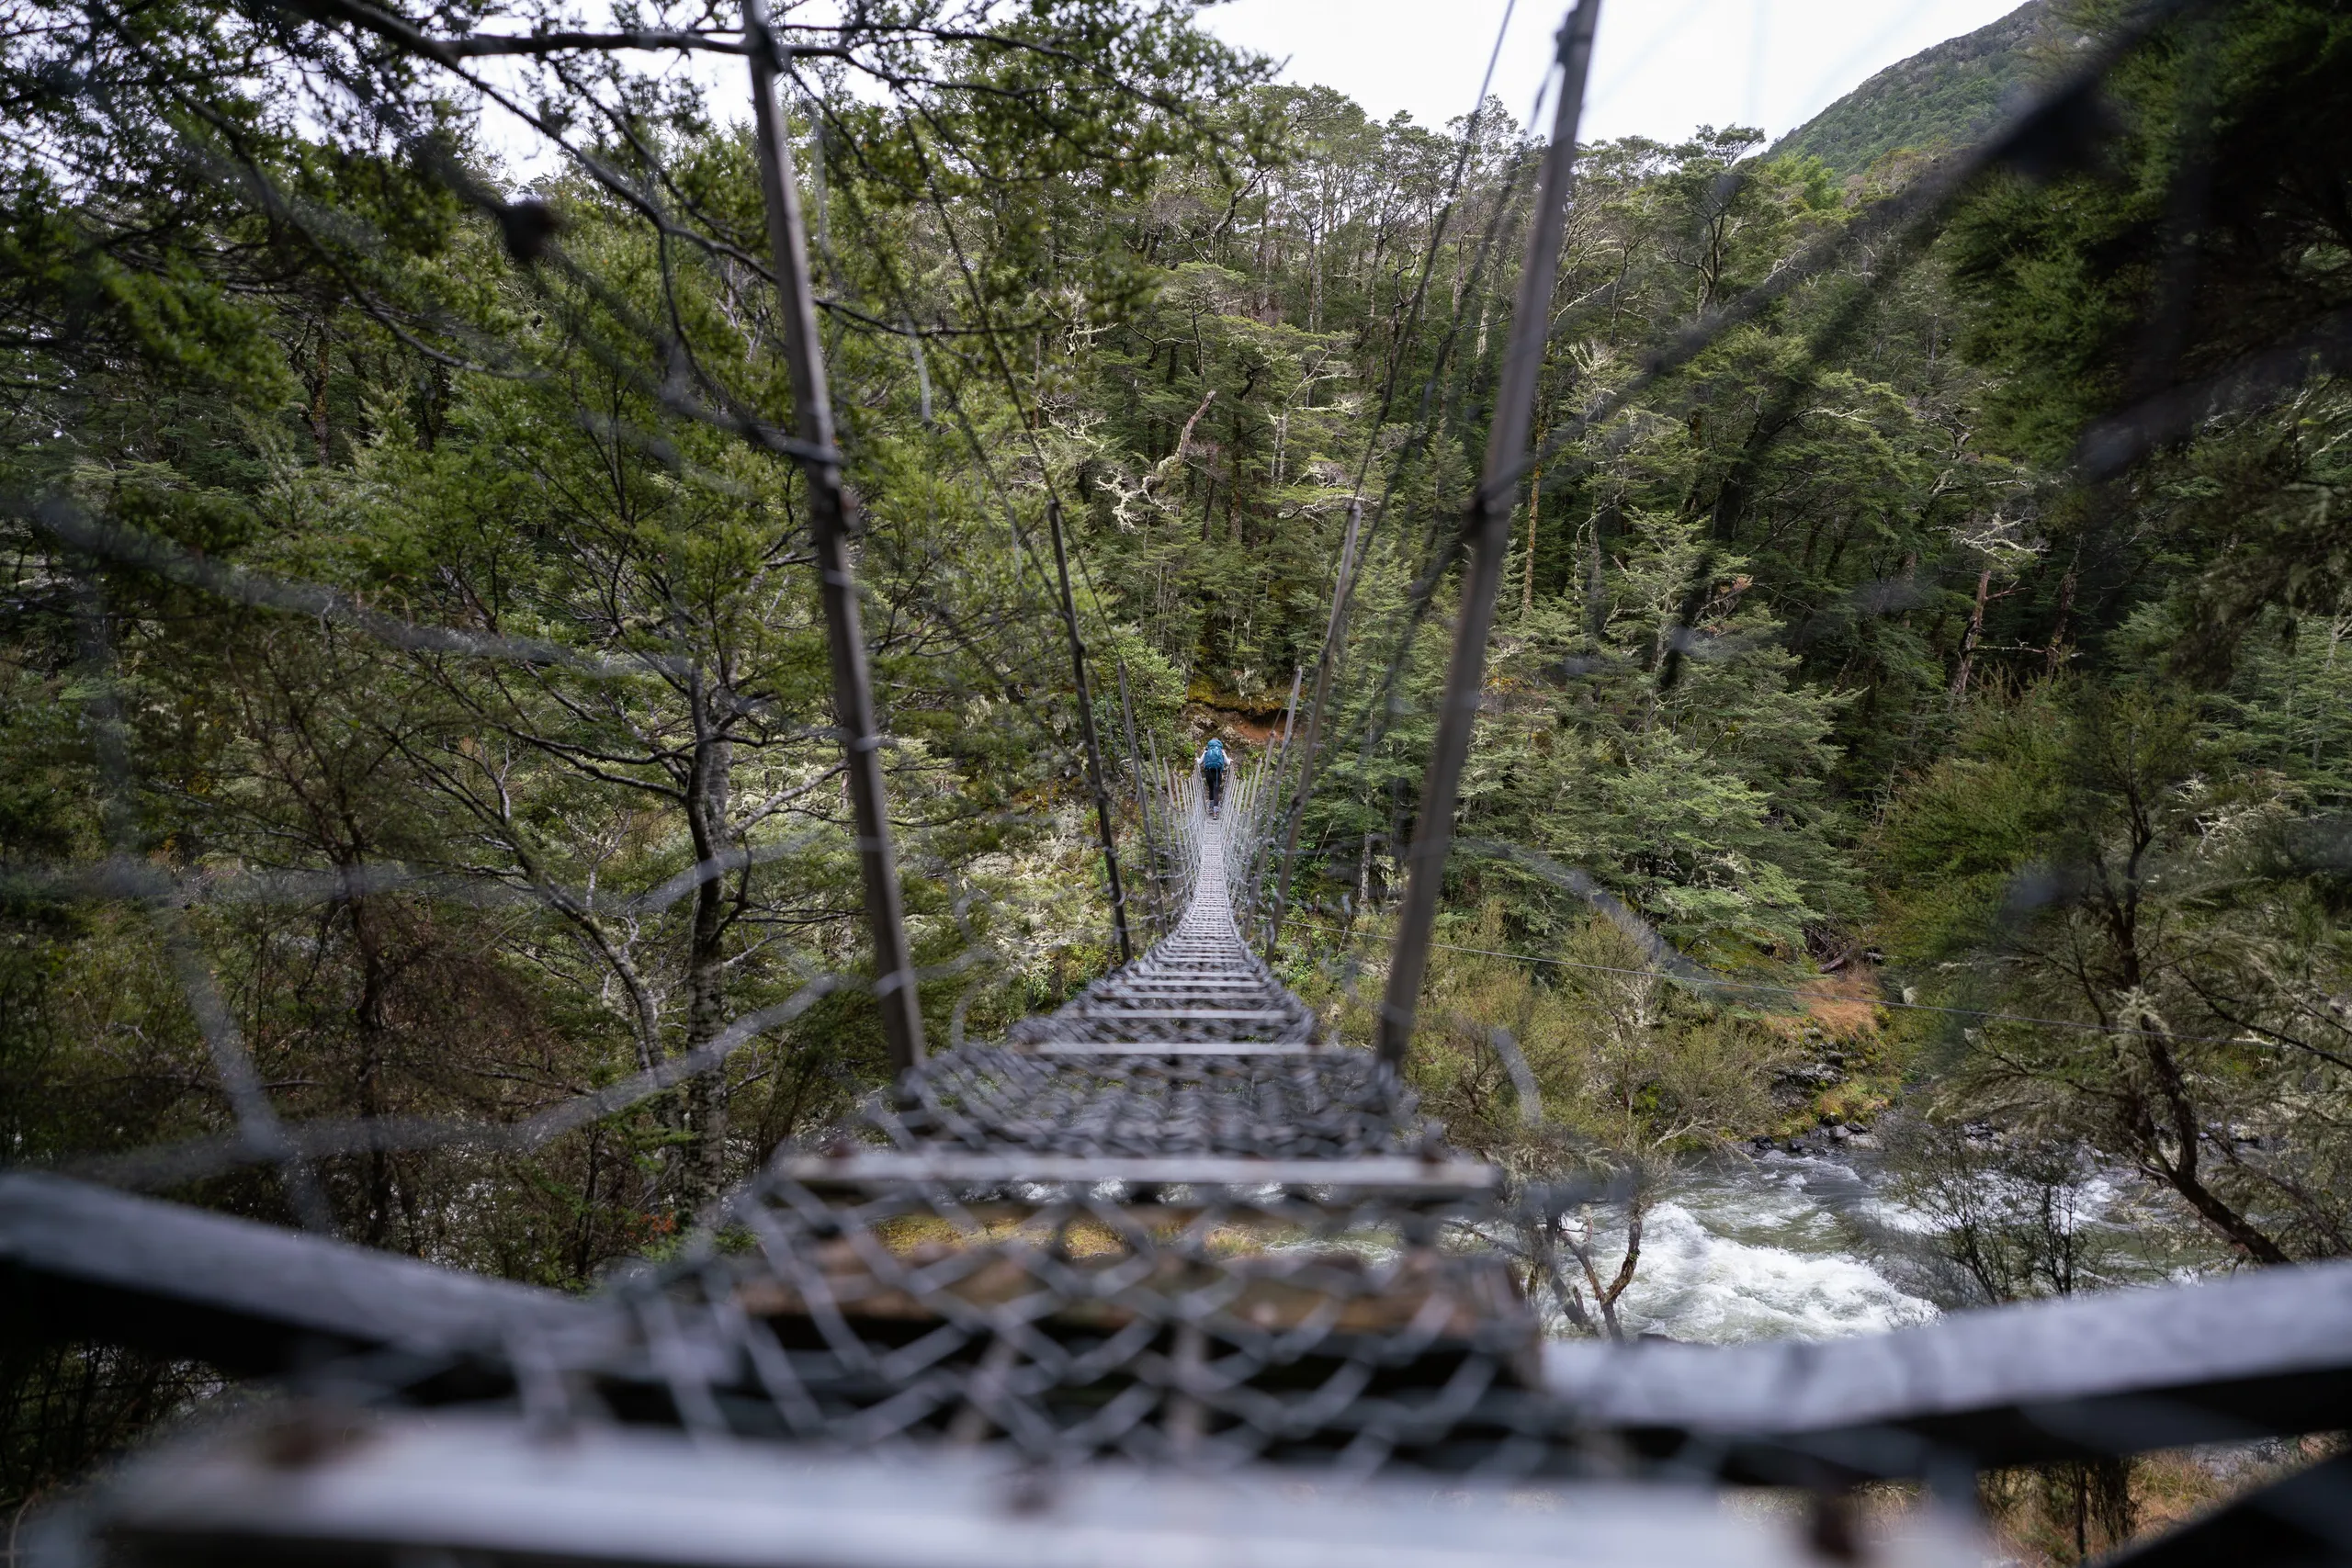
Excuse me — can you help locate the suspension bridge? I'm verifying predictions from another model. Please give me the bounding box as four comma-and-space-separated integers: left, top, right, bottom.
6, 739, 2350, 1567
4, 0, 2352, 1563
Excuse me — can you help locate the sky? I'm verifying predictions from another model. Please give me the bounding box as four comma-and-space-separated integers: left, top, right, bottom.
1197, 0, 2028, 147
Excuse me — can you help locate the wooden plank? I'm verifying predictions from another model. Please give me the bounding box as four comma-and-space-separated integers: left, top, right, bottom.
770, 1152, 1498, 1194
0, 1173, 591, 1374
1023, 1041, 1330, 1057
1543, 1255, 2352, 1474
732, 1239, 1524, 1339
1069, 1009, 1299, 1021
68, 1411, 1991, 1568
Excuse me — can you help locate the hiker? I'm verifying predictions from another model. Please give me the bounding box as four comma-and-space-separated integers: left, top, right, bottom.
1200, 737, 1227, 818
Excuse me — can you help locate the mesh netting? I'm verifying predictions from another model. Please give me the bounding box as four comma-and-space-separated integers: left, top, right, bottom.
473, 1175, 1562, 1479
353, 802, 1565, 1483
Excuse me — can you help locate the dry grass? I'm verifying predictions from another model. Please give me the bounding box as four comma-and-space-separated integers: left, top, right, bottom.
1979, 1438, 2345, 1565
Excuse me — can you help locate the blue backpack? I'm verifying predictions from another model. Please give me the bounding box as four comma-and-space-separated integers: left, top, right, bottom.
1203, 739, 1227, 773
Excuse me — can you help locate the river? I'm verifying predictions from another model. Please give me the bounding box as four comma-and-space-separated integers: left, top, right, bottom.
1596, 1145, 2188, 1344
1606, 1151, 1940, 1342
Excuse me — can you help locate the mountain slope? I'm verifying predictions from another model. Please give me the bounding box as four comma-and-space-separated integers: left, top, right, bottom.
1772, 2, 2064, 177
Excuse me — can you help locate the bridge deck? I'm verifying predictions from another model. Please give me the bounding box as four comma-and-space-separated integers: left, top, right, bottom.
1009, 818, 1319, 1052
12, 795, 2349, 1567
865, 809, 1442, 1170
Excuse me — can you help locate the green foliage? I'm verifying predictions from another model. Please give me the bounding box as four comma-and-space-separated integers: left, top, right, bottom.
1875, 679, 2352, 1262
1402, 907, 1789, 1336
1945, 0, 2352, 665
4, 0, 2351, 1397
1773, 2, 2056, 179
0, 0, 1272, 1281
1474, 511, 1859, 959
1413, 908, 1785, 1167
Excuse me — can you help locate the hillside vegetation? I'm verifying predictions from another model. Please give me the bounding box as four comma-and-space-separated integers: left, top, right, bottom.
1774, 1, 2059, 175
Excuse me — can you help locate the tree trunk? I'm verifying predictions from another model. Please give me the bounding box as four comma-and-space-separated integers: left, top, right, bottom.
309, 321, 333, 467
2151, 1145, 2291, 1265
677, 717, 735, 1218
1521, 445, 1544, 616
1586, 509, 1610, 641
345, 886, 398, 1247
2135, 1022, 2292, 1265
1307, 220, 1323, 333
1951, 567, 1993, 704
2045, 566, 2077, 672
1353, 829, 1374, 928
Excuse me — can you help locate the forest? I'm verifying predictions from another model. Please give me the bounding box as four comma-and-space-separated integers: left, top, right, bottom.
4, 0, 2351, 1556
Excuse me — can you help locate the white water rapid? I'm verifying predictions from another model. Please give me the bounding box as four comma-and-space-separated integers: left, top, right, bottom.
1605, 1153, 1941, 1344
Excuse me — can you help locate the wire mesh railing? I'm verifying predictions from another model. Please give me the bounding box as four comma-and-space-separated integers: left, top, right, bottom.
10, 0, 2352, 1562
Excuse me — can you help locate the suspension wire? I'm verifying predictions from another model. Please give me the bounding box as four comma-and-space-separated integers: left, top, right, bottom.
1261, 22, 1564, 952
1046, 498, 1134, 962
1346, 0, 1524, 501
787, 83, 1161, 966
1239, 85, 1558, 861
895, 159, 1138, 956
1114, 660, 1171, 938
1376, 0, 1605, 1066
1279, 0, 2224, 991
1279, 920, 2304, 1051
830, 82, 1251, 962
745, 0, 925, 1069
1265, 132, 1546, 893
1267, 134, 1545, 867
1262, 495, 1362, 959
775, 66, 1109, 673
11, 0, 1159, 1211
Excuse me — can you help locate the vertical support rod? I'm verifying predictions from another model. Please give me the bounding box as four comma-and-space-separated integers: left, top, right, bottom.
744, 0, 925, 1072
1046, 499, 1134, 964
1147, 726, 1170, 901
1245, 668, 1304, 929
1264, 496, 1364, 960
1376, 1, 1602, 1067
1274, 668, 1304, 764
1115, 660, 1165, 939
